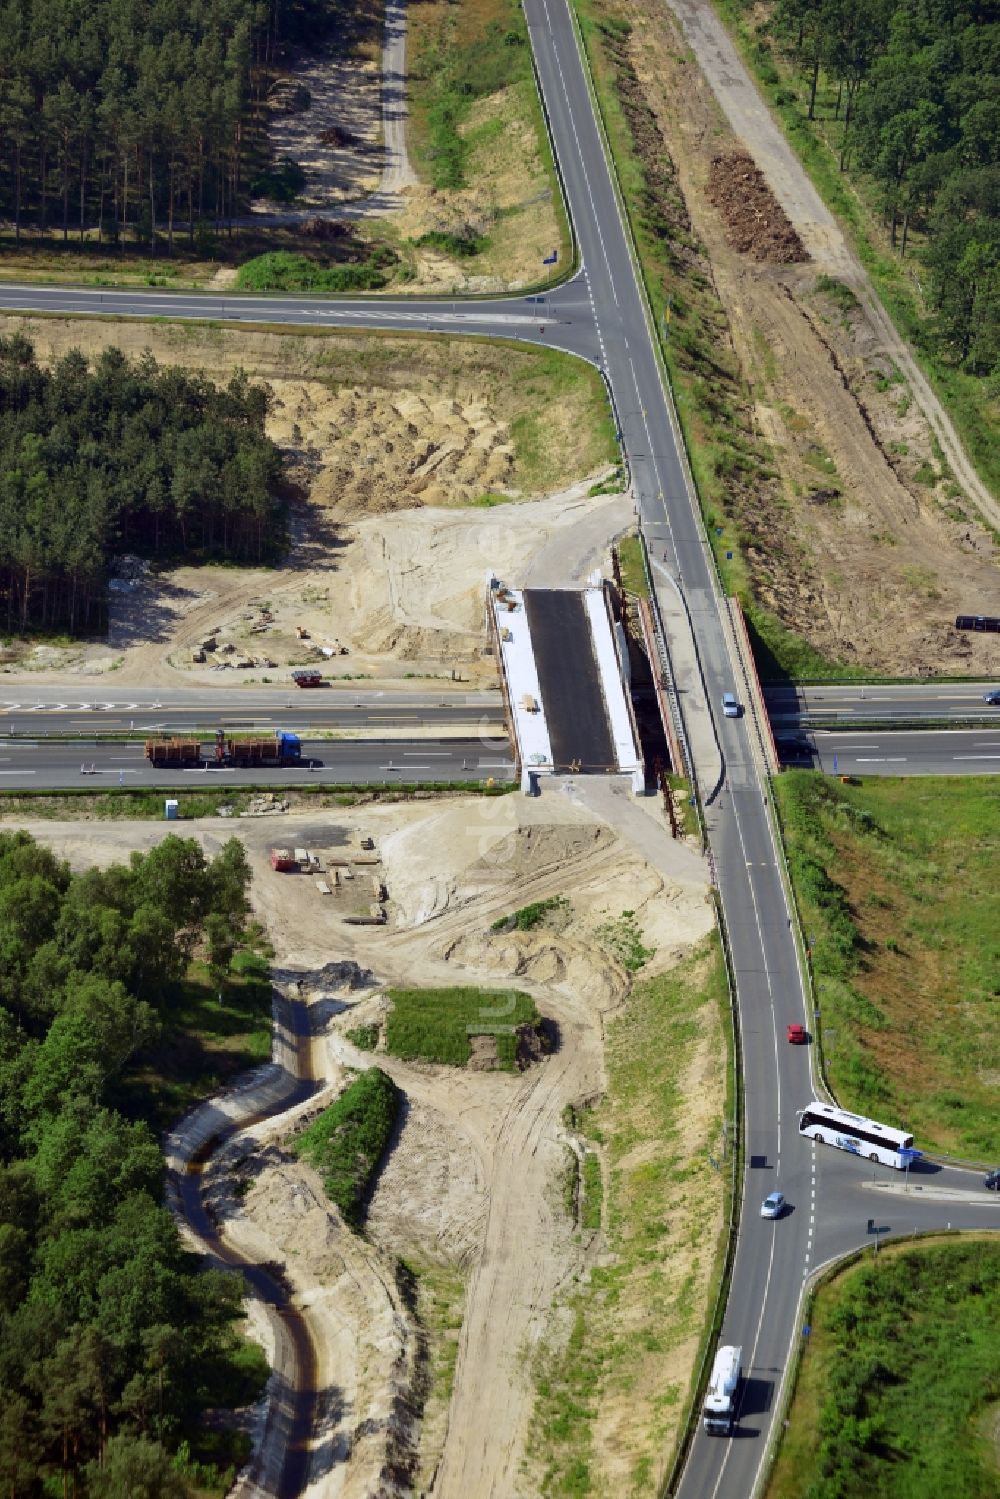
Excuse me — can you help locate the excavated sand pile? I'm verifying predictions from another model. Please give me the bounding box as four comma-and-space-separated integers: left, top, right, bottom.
270, 381, 516, 516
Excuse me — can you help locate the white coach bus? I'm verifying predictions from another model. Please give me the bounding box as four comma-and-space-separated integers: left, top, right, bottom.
798, 1101, 916, 1168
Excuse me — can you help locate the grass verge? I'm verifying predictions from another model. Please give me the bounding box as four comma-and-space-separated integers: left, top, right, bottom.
529, 937, 728, 1494
385, 984, 540, 1070
0, 782, 516, 821
767, 1236, 1000, 1499
774, 773, 1000, 1159
294, 1066, 401, 1229
616, 535, 649, 599
713, 0, 1000, 505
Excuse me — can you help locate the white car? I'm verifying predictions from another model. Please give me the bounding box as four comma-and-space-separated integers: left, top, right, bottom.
722, 692, 741, 718
760, 1191, 785, 1219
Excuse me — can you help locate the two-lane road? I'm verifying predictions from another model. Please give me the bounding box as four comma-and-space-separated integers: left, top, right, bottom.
0, 277, 601, 362
780, 727, 1000, 775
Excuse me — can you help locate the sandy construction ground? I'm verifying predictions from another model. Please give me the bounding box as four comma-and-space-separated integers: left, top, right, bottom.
621, 0, 1000, 675
11, 482, 627, 690
0, 318, 620, 688
259, 53, 384, 212
12, 788, 712, 1497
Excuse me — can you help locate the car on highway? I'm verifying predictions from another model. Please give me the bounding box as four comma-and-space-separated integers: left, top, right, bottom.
722, 692, 741, 718
983, 690, 1000, 705
760, 1191, 785, 1219
775, 733, 812, 762
786, 1023, 807, 1044
985, 1169, 1000, 1190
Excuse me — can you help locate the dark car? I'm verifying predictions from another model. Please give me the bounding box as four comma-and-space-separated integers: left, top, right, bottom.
985, 1170, 1000, 1190
984, 690, 1000, 706
776, 734, 813, 762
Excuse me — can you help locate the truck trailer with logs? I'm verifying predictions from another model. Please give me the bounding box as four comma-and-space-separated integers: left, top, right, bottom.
145, 729, 302, 768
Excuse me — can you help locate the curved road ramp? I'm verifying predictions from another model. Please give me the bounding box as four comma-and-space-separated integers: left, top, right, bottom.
164, 992, 321, 1499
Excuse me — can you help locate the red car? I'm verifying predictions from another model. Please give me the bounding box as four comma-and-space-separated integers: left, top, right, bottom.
786, 1023, 807, 1045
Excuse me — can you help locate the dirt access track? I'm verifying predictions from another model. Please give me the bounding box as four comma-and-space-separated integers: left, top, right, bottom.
12, 788, 713, 1497
0, 318, 620, 689
627, 0, 1000, 676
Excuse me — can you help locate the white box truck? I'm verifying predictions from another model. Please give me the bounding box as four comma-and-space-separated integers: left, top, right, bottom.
703, 1344, 742, 1434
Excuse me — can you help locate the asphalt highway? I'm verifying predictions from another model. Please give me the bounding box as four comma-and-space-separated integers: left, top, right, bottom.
513, 6, 999, 1495
784, 728, 1000, 776
3, 2, 996, 1492
0, 738, 514, 789
769, 681, 1000, 725
0, 686, 504, 736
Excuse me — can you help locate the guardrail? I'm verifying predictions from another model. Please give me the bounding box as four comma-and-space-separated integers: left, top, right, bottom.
795, 715, 1000, 731
636, 535, 707, 848
727, 598, 779, 775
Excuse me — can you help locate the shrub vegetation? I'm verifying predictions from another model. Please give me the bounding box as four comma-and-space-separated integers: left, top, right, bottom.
768, 1238, 1000, 1499
294, 1067, 400, 1228
490, 895, 568, 932
235, 250, 391, 293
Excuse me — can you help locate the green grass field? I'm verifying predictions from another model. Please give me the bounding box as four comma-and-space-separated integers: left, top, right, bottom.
384, 985, 540, 1070
775, 774, 1000, 1158
767, 1237, 1000, 1499
294, 1066, 400, 1228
